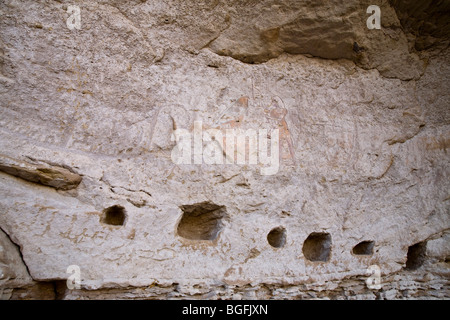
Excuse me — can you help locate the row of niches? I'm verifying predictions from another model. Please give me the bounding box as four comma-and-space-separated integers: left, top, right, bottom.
99, 203, 427, 268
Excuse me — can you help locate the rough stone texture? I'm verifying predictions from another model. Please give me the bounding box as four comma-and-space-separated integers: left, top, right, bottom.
0, 154, 82, 190
0, 0, 449, 299
0, 227, 45, 300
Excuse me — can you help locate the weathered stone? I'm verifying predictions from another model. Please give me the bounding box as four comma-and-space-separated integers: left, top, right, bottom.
390, 0, 450, 50
0, 154, 82, 190
0, 227, 33, 299
0, 0, 448, 300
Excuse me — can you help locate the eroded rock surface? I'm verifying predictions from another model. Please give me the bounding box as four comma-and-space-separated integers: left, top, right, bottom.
0, 0, 448, 299
0, 154, 82, 190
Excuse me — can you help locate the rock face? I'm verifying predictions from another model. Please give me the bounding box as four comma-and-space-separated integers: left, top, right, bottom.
0, 154, 82, 190
0, 0, 449, 299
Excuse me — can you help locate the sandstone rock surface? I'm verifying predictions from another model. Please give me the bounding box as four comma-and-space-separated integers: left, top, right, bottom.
0, 0, 448, 299
0, 154, 82, 190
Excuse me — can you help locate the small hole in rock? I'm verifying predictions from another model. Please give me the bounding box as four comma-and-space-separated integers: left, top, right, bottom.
53, 280, 68, 300
302, 232, 332, 262
267, 226, 286, 248
352, 240, 375, 255
177, 202, 227, 241
405, 241, 427, 270
100, 205, 126, 226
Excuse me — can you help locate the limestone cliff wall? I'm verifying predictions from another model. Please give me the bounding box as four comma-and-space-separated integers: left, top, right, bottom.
0, 0, 448, 299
